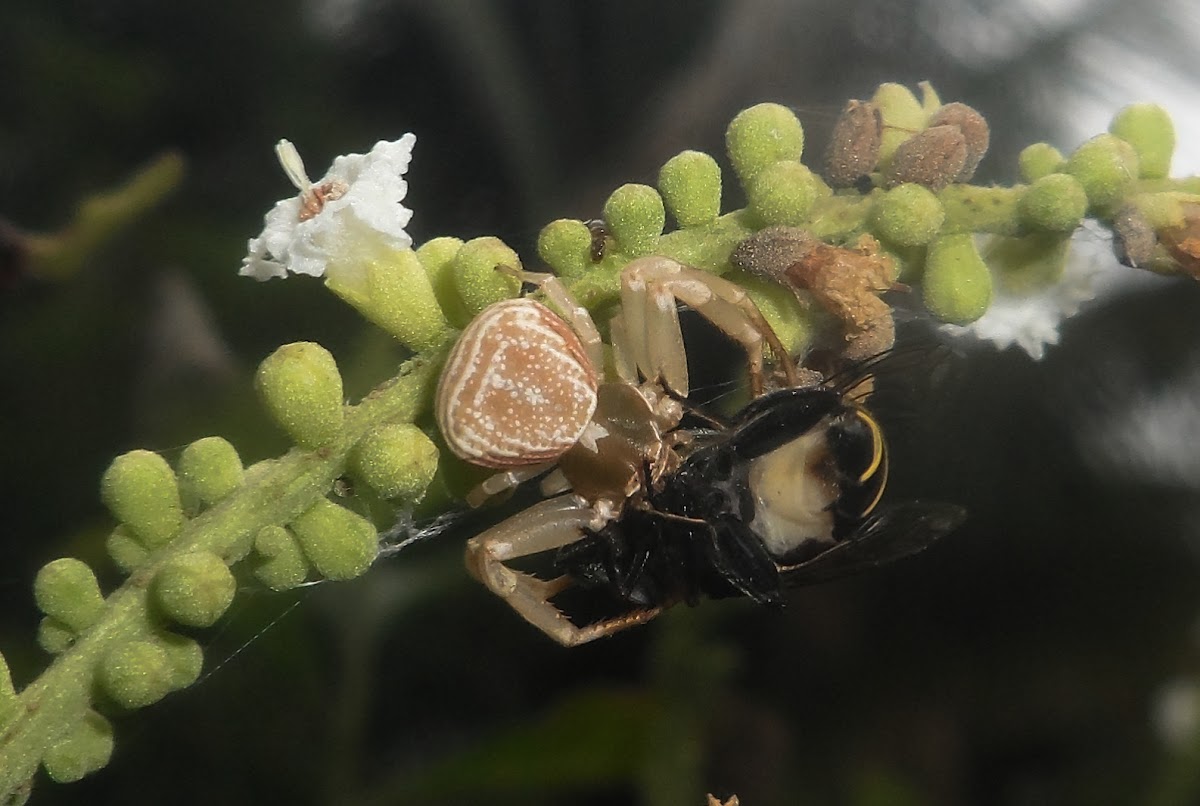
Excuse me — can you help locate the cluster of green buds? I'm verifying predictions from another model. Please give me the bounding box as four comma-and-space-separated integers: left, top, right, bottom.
4, 82, 1198, 801
536, 83, 1195, 360
0, 340, 443, 796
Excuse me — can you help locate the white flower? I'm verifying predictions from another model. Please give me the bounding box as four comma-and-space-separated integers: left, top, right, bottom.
240, 134, 416, 281
941, 232, 1122, 360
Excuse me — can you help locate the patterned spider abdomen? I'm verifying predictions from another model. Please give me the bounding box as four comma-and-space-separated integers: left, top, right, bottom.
436, 298, 599, 468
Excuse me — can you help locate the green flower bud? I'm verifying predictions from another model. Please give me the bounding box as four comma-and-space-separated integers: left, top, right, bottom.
153, 552, 236, 628
1149, 199, 1200, 278
452, 237, 523, 318
871, 183, 945, 246
101, 450, 183, 548
153, 631, 204, 690
1128, 191, 1195, 229
218, 529, 256, 565
106, 525, 149, 573
726, 103, 805, 184
1019, 143, 1065, 183
1109, 103, 1174, 180
416, 237, 471, 328
724, 269, 813, 356
99, 640, 173, 709
34, 558, 105, 633
537, 219, 593, 278
37, 617, 75, 654
353, 423, 439, 502
0, 652, 14, 727
178, 437, 243, 508
0, 650, 13, 696
658, 150, 722, 228
984, 233, 1070, 294
746, 161, 819, 227
872, 83, 927, 171
42, 711, 113, 783
916, 80, 942, 115
289, 499, 377, 581
872, 82, 927, 130
923, 234, 993, 324
255, 342, 345, 450
325, 248, 449, 351
1018, 173, 1088, 232
1064, 133, 1140, 212
252, 525, 309, 591
890, 242, 928, 284
603, 184, 666, 256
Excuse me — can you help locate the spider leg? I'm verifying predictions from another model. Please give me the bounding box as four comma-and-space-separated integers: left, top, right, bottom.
503, 267, 605, 376
465, 462, 557, 508
619, 259, 687, 392
619, 257, 799, 398
465, 494, 662, 646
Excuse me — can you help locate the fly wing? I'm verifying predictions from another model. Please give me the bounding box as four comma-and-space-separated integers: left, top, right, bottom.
777, 501, 965, 587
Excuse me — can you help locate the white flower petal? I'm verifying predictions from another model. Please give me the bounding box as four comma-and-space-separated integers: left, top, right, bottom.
240, 134, 416, 281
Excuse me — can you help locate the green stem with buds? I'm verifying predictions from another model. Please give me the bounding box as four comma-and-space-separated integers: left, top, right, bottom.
0, 351, 442, 799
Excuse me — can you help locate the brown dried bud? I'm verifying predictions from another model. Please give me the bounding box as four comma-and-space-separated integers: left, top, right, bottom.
884, 125, 968, 192
928, 102, 990, 182
790, 234, 897, 361
825, 100, 883, 189
732, 227, 898, 361
1112, 204, 1157, 269
729, 224, 819, 282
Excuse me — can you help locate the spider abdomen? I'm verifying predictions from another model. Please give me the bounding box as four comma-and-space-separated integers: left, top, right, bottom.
436, 298, 599, 468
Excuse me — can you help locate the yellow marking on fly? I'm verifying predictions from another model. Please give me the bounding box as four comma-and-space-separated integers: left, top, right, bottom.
854, 407, 888, 517
855, 409, 885, 483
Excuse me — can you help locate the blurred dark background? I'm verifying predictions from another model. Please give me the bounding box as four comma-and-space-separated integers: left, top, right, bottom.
3, 1, 1200, 804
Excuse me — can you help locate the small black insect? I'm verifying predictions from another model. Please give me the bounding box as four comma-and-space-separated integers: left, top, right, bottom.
585, 218, 609, 263
466, 361, 965, 645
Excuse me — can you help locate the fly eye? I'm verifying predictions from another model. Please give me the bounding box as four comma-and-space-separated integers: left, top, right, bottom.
826, 409, 889, 526
826, 411, 884, 485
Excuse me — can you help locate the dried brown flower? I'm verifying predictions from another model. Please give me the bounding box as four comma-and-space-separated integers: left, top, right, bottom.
732, 226, 898, 360
884, 125, 968, 191
825, 100, 883, 189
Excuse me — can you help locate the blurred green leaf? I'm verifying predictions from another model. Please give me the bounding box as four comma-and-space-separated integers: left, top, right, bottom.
368, 688, 658, 803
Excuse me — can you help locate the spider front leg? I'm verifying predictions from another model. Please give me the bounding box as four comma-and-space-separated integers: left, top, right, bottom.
498, 266, 605, 375
616, 256, 799, 397
465, 494, 664, 646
